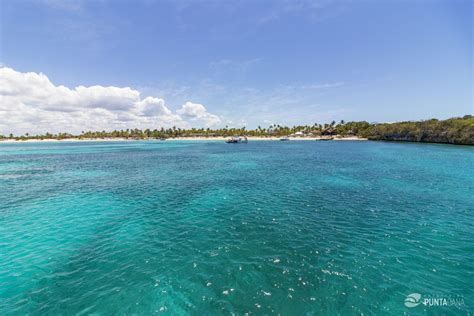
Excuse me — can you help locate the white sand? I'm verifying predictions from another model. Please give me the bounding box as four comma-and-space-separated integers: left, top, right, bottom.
0, 136, 367, 143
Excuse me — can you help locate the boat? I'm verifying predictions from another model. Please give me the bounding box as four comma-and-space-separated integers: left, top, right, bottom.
280, 136, 290, 141
225, 136, 248, 143
317, 136, 333, 141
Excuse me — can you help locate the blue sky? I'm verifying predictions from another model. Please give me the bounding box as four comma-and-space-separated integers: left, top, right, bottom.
0, 0, 472, 133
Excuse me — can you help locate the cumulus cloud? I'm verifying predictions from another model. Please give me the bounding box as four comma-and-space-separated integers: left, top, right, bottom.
134, 97, 168, 116
0, 67, 222, 135
177, 102, 222, 127
0, 67, 140, 112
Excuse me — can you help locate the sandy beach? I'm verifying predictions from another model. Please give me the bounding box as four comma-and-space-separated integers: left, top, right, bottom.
0, 136, 368, 143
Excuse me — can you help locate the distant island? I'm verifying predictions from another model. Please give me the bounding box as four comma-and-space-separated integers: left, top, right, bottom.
2, 115, 473, 145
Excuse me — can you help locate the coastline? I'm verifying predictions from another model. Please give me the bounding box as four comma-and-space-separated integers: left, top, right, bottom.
0, 136, 368, 143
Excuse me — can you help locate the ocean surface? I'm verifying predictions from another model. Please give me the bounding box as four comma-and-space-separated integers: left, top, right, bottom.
0, 140, 473, 315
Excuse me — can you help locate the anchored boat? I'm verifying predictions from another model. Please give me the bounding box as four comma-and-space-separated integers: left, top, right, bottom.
317, 136, 334, 141
225, 136, 248, 143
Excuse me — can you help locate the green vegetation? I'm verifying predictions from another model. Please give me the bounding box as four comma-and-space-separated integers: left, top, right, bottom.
358, 115, 474, 145
2, 115, 473, 145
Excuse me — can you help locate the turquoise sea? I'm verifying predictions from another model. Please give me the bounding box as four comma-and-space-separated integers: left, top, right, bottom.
0, 140, 473, 315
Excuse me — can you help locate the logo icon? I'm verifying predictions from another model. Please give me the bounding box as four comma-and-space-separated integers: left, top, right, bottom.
405, 293, 422, 308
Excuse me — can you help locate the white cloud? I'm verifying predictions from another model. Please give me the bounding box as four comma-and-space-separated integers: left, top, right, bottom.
177, 102, 222, 127
137, 77, 348, 129
0, 67, 141, 112
0, 67, 221, 135
133, 97, 172, 117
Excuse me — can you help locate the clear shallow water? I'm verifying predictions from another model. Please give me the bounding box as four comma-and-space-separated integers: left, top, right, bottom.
0, 140, 473, 315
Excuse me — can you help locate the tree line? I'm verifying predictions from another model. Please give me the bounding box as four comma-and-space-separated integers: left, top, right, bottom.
358, 115, 473, 145
1, 115, 473, 145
